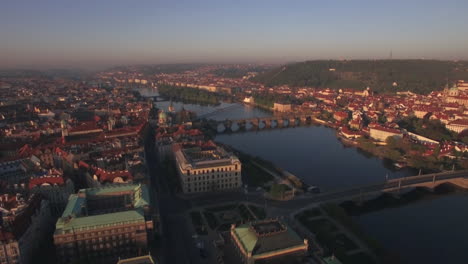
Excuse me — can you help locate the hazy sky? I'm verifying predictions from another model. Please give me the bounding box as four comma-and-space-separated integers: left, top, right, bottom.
1, 0, 467, 68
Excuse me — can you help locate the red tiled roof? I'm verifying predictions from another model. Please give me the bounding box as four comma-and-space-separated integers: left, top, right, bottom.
29, 176, 65, 188
69, 121, 101, 133
370, 125, 401, 134
93, 168, 133, 183
0, 230, 14, 242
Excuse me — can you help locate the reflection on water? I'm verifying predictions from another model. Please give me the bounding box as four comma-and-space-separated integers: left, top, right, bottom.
154, 101, 271, 121
216, 126, 415, 190
137, 87, 159, 97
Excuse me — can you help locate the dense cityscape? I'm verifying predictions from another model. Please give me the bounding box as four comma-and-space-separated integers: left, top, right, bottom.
1, 61, 468, 264
2, 1, 468, 264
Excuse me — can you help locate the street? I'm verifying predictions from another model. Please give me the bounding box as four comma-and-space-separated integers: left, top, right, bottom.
145, 129, 202, 264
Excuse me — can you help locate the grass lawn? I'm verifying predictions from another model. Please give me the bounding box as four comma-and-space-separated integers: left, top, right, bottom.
242, 162, 274, 187
203, 211, 219, 230
237, 204, 255, 221
248, 205, 266, 219
344, 252, 376, 264
190, 211, 203, 226
334, 233, 359, 251
190, 211, 208, 235
307, 218, 339, 233
206, 203, 238, 213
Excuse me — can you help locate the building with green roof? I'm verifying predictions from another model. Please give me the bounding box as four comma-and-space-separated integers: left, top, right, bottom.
322, 256, 343, 264
230, 219, 308, 264
54, 184, 154, 264
117, 254, 156, 264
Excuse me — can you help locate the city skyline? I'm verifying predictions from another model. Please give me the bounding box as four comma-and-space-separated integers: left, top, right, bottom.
1, 0, 468, 69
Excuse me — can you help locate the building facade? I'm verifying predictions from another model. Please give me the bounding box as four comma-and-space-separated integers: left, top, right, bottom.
173, 142, 242, 193
446, 119, 468, 134
273, 103, 292, 112
369, 126, 403, 142
54, 184, 154, 264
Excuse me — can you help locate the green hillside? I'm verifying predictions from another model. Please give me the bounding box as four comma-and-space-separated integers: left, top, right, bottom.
252, 60, 468, 94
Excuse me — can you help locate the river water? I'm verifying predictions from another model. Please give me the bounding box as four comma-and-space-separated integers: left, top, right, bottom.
152, 98, 467, 263
154, 98, 415, 189
356, 193, 468, 264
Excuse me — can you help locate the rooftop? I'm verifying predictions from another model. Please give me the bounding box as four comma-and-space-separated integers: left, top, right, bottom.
55, 184, 150, 233
174, 141, 240, 170
117, 254, 156, 264
231, 219, 306, 257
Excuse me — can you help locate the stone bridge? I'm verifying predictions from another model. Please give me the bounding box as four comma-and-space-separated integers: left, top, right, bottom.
209, 112, 321, 132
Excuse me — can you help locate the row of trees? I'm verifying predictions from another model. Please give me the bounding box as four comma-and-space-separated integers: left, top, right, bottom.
158, 84, 220, 105
397, 116, 457, 141
356, 135, 468, 171
211, 66, 265, 78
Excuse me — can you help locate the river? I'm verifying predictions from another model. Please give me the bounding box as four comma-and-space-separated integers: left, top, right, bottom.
153, 99, 467, 263
356, 193, 468, 264
153, 98, 415, 190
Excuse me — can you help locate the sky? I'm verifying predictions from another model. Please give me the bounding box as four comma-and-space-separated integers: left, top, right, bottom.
1, 0, 468, 69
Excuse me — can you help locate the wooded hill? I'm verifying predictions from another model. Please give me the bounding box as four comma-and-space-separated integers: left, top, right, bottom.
252, 60, 468, 94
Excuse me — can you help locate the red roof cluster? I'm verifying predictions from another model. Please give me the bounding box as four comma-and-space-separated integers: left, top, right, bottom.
29, 176, 65, 189
93, 168, 133, 183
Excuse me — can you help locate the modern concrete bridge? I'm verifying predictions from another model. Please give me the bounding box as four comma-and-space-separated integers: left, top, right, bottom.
293, 170, 468, 207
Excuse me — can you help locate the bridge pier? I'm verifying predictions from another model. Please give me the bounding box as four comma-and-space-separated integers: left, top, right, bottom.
289, 118, 297, 127
300, 116, 307, 124
265, 119, 272, 129
224, 120, 233, 132
238, 121, 246, 131
277, 119, 285, 128
250, 119, 259, 128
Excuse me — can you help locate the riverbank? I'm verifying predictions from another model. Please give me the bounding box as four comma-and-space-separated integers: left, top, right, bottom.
217, 142, 309, 199
158, 83, 228, 105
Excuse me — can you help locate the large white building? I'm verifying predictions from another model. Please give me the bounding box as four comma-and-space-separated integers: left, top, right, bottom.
273, 103, 292, 112
369, 125, 403, 142
173, 142, 242, 193
446, 119, 468, 134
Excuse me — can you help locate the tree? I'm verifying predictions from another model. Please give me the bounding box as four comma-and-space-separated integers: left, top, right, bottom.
269, 184, 289, 199
378, 115, 387, 124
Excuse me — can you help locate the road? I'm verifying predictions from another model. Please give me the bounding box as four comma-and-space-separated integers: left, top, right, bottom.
145, 128, 202, 264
